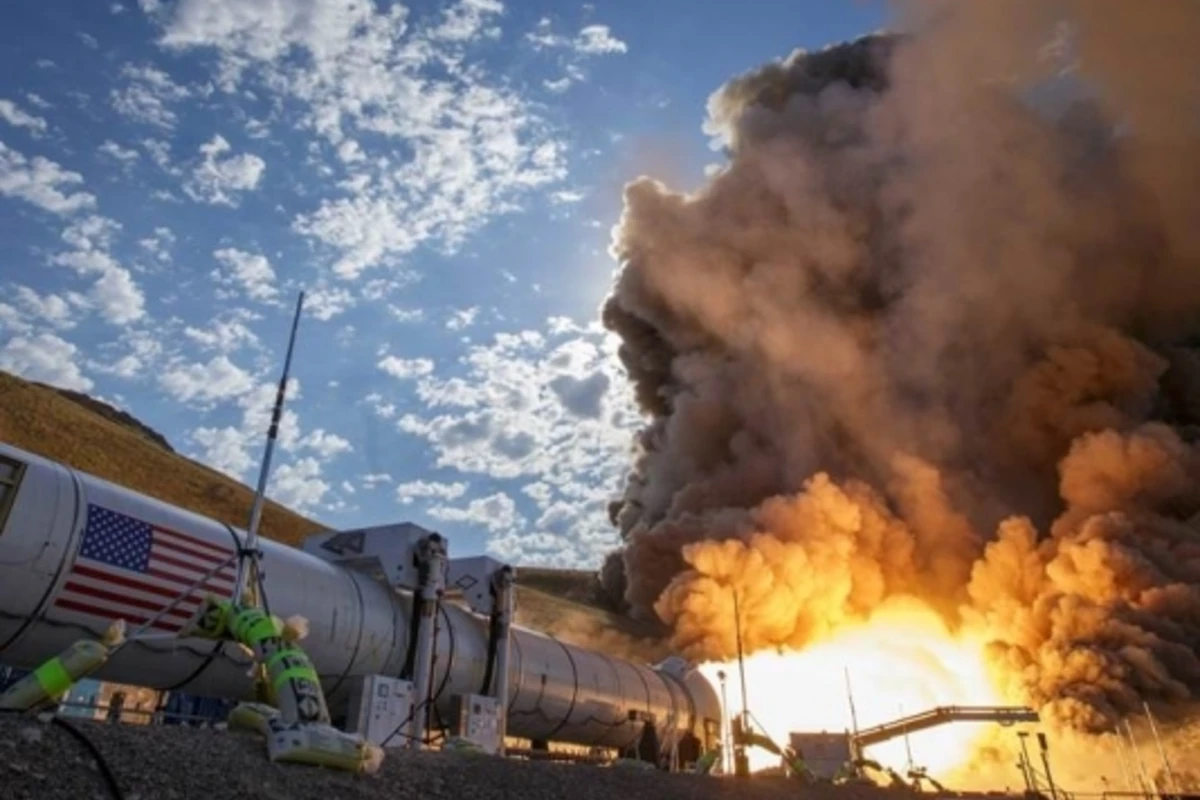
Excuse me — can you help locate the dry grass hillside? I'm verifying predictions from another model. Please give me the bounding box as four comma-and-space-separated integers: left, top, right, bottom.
0, 370, 663, 655
512, 582, 671, 664
509, 566, 673, 658
0, 370, 325, 545
517, 566, 605, 604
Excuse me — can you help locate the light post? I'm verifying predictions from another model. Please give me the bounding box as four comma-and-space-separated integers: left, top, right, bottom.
731, 586, 750, 778
717, 670, 731, 775
1017, 731, 1036, 795
1038, 732, 1059, 800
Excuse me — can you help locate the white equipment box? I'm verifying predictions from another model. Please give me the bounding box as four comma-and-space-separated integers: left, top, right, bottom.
451, 694, 503, 755
344, 675, 416, 749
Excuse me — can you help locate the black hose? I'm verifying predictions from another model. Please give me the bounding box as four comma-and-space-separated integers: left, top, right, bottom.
399, 594, 423, 681
50, 716, 125, 800
431, 602, 455, 708
0, 708, 123, 800
479, 609, 500, 696
378, 599, 457, 748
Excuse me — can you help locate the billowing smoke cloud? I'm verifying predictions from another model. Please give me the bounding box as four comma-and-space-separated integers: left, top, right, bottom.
601, 0, 1200, 733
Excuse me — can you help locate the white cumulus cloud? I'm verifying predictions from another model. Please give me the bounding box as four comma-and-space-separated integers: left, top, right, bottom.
49, 215, 146, 325
14, 287, 76, 329
362, 472, 393, 488
445, 306, 479, 331
428, 491, 523, 534
191, 425, 255, 476
429, 0, 504, 42
388, 322, 637, 565
0, 99, 49, 135
138, 226, 175, 262
268, 456, 329, 511
0, 333, 93, 391
575, 25, 627, 55
183, 312, 259, 352
395, 479, 468, 505
183, 134, 265, 206
524, 19, 626, 93
98, 140, 141, 166
110, 63, 192, 128
212, 247, 278, 302
0, 142, 96, 215
160, 354, 255, 405
300, 428, 352, 458
153, 0, 568, 280
379, 355, 434, 379
304, 284, 353, 321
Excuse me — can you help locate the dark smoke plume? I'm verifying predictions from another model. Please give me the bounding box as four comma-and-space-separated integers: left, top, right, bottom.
600, 0, 1200, 733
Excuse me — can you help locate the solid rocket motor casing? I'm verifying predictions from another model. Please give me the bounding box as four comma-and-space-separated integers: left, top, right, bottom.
0, 442, 720, 751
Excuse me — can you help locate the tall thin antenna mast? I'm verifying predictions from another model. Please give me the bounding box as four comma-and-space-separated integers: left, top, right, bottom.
1113, 730, 1136, 793
732, 586, 750, 730
844, 667, 860, 737
900, 702, 914, 772
731, 585, 751, 778
1143, 701, 1179, 795
236, 290, 305, 605
1123, 718, 1154, 800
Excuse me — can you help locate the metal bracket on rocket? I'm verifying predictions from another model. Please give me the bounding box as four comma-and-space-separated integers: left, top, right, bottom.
303, 527, 516, 754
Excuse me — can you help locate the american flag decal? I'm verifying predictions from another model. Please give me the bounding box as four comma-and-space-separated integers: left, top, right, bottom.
52, 504, 238, 633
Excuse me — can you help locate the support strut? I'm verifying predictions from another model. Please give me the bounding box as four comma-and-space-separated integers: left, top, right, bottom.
409, 533, 447, 749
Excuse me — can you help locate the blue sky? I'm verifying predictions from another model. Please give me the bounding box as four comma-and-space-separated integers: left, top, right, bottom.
0, 0, 888, 567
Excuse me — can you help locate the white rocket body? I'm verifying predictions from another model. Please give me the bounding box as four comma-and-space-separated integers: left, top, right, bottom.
0, 442, 720, 751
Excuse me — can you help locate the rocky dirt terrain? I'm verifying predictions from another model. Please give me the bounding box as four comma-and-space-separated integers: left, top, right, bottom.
0, 714, 954, 800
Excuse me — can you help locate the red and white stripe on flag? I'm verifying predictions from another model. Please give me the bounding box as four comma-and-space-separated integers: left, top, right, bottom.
52, 504, 237, 632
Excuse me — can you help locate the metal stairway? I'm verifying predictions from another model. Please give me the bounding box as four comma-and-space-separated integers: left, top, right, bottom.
853, 705, 1039, 748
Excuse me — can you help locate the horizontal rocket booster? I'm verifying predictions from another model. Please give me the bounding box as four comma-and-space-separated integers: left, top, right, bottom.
0, 442, 720, 751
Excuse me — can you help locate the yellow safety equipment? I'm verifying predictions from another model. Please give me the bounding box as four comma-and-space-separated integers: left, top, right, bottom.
0, 621, 124, 712
228, 701, 384, 773
184, 596, 382, 774
185, 597, 329, 725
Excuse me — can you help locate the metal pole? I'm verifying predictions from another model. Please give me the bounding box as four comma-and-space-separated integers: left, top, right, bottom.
717, 670, 730, 775
491, 566, 514, 756
1143, 701, 1179, 795
410, 533, 447, 749
732, 587, 749, 729
901, 703, 914, 773
844, 667, 860, 737
1114, 730, 1136, 793
236, 290, 305, 605
1124, 719, 1155, 799
1019, 751, 1035, 795
732, 587, 750, 778
1017, 732, 1037, 793
1037, 732, 1059, 800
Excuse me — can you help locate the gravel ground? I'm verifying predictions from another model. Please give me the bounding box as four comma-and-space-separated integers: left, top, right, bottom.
0, 715, 992, 800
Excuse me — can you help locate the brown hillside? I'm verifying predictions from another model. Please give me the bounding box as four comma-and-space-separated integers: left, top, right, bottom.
512, 585, 670, 663
42, 381, 177, 454
517, 566, 605, 605
0, 370, 325, 545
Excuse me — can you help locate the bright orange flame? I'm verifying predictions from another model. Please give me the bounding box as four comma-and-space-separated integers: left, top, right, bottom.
699, 596, 1003, 778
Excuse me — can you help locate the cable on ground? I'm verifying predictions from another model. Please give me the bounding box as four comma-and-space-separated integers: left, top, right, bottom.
0, 707, 124, 799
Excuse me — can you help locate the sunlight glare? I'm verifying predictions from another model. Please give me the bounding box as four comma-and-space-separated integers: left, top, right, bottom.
699, 596, 1003, 777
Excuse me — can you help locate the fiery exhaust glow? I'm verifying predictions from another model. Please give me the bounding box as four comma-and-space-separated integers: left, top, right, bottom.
603, 1, 1200, 747
699, 597, 1003, 776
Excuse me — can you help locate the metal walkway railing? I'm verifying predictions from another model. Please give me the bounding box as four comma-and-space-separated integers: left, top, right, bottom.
854, 705, 1040, 748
